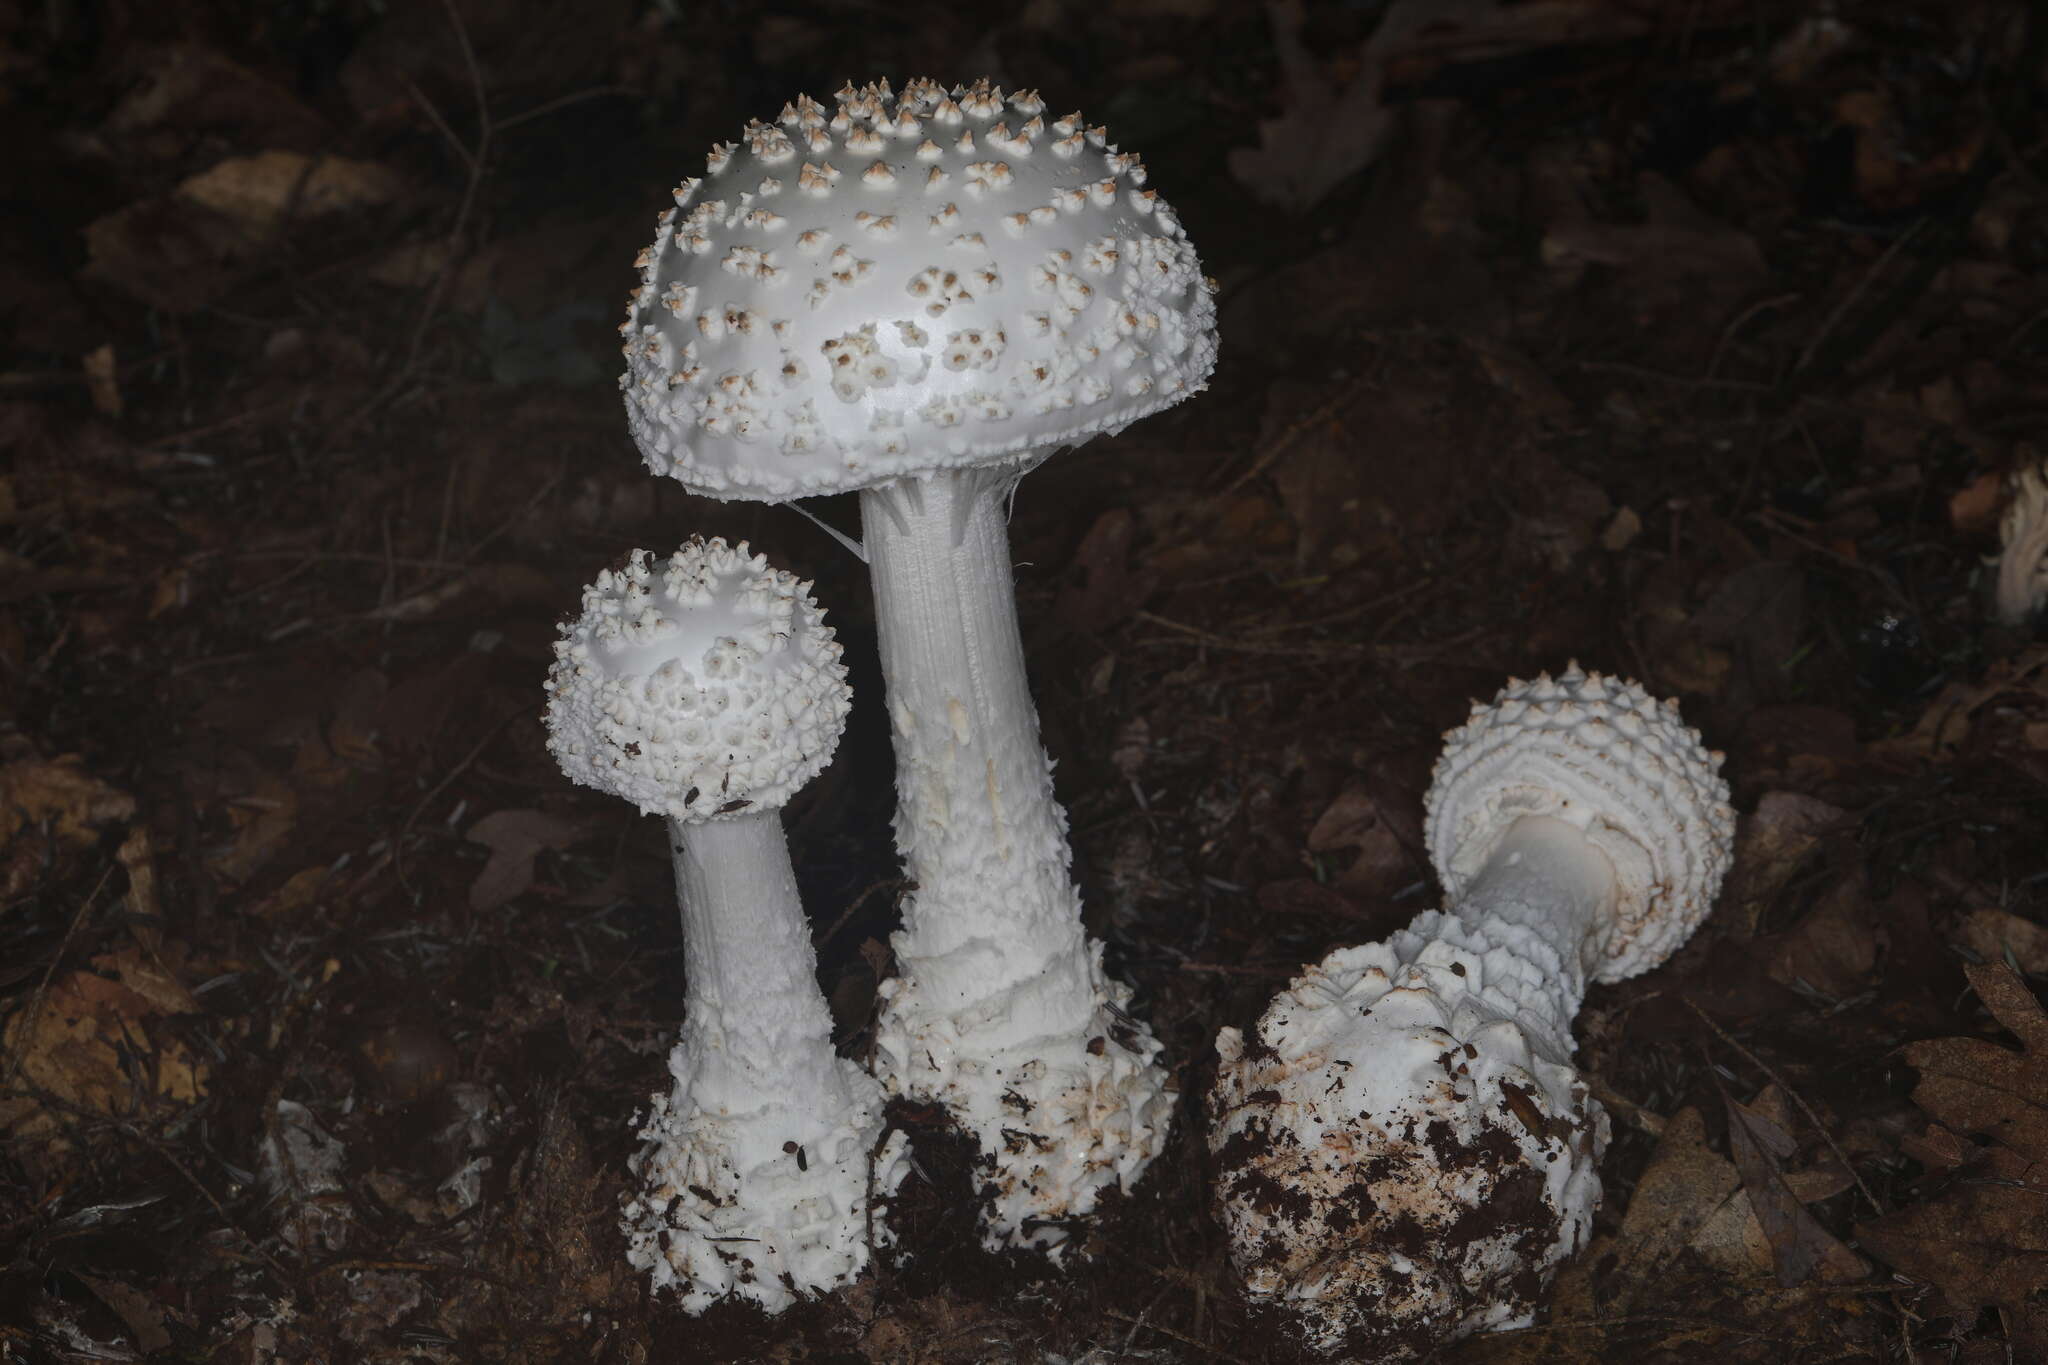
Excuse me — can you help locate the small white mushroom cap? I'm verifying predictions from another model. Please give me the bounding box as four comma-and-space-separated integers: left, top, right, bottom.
1425, 665, 1735, 982
544, 537, 849, 821
619, 77, 1219, 498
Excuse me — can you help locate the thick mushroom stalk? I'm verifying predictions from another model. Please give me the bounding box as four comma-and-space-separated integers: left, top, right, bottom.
545, 538, 908, 1313
616, 78, 1217, 1256
1210, 668, 1733, 1358
863, 467, 1170, 1257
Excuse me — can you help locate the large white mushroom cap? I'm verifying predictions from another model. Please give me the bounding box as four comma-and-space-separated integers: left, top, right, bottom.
619, 77, 1219, 498
544, 537, 849, 820
1425, 666, 1735, 982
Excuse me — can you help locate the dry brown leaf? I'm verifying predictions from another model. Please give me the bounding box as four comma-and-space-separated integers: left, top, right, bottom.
0, 754, 136, 846
330, 667, 391, 763
102, 41, 327, 146
1872, 647, 2048, 763
1232, 0, 1636, 215
1304, 782, 1413, 897
1950, 468, 2004, 535
209, 765, 298, 886
467, 809, 586, 911
177, 151, 405, 234
0, 969, 209, 1161
1857, 965, 2048, 1328
81, 197, 260, 314
1722, 1094, 1867, 1287
1904, 961, 2048, 1165
1505, 450, 1611, 571
1857, 1181, 2048, 1322
0, 755, 136, 901
1044, 508, 1156, 642
92, 945, 200, 1015
1611, 1105, 1743, 1295
119, 826, 158, 920
1762, 874, 1879, 1003
1601, 505, 1642, 551
1723, 792, 1845, 937
1263, 377, 1373, 568
246, 865, 337, 920
1227, 0, 1409, 214
75, 1273, 174, 1355
82, 344, 121, 419
1955, 907, 2048, 976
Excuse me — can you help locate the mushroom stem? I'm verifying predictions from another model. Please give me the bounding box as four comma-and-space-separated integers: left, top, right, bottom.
862, 467, 1088, 1014
626, 804, 907, 1313
1446, 814, 1615, 1049
667, 811, 847, 1108
862, 468, 1172, 1257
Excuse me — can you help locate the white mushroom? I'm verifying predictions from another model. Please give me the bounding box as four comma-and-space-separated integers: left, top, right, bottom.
1994, 452, 2048, 627
544, 537, 907, 1313
618, 79, 1218, 1257
1209, 667, 1734, 1358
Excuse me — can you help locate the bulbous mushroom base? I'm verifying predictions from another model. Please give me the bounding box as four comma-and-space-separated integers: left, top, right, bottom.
1209, 927, 1606, 1359
875, 940, 1173, 1260
622, 1056, 909, 1315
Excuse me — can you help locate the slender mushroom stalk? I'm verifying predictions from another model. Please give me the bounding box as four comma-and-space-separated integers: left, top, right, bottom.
1210, 667, 1734, 1358
545, 538, 907, 1313
1994, 452, 2048, 627
616, 78, 1218, 1256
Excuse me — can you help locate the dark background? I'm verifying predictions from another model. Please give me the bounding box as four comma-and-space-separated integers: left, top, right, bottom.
2, 0, 2045, 1359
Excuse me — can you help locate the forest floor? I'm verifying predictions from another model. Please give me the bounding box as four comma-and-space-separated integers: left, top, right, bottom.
3, 0, 2046, 1360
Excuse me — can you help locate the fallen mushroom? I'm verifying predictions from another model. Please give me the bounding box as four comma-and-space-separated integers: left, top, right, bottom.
544, 538, 907, 1313
1210, 667, 1734, 1357
617, 78, 1217, 1256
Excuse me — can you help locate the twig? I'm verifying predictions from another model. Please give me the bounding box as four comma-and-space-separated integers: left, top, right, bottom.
1705, 292, 1801, 384
1133, 610, 1366, 658
1212, 375, 1372, 499
319, 0, 493, 457
1684, 998, 1883, 1215
123, 1120, 292, 1278
393, 703, 536, 901
816, 877, 912, 949
1793, 219, 1925, 377
1573, 360, 1772, 392
497, 83, 640, 133
405, 0, 493, 375
1102, 1308, 1254, 1363
1178, 960, 1298, 976
310, 1257, 520, 1289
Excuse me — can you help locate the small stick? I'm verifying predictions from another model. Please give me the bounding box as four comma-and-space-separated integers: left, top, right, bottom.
1685, 998, 1882, 1215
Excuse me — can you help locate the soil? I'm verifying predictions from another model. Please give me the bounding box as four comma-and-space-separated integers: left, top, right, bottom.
4, 0, 2047, 1361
